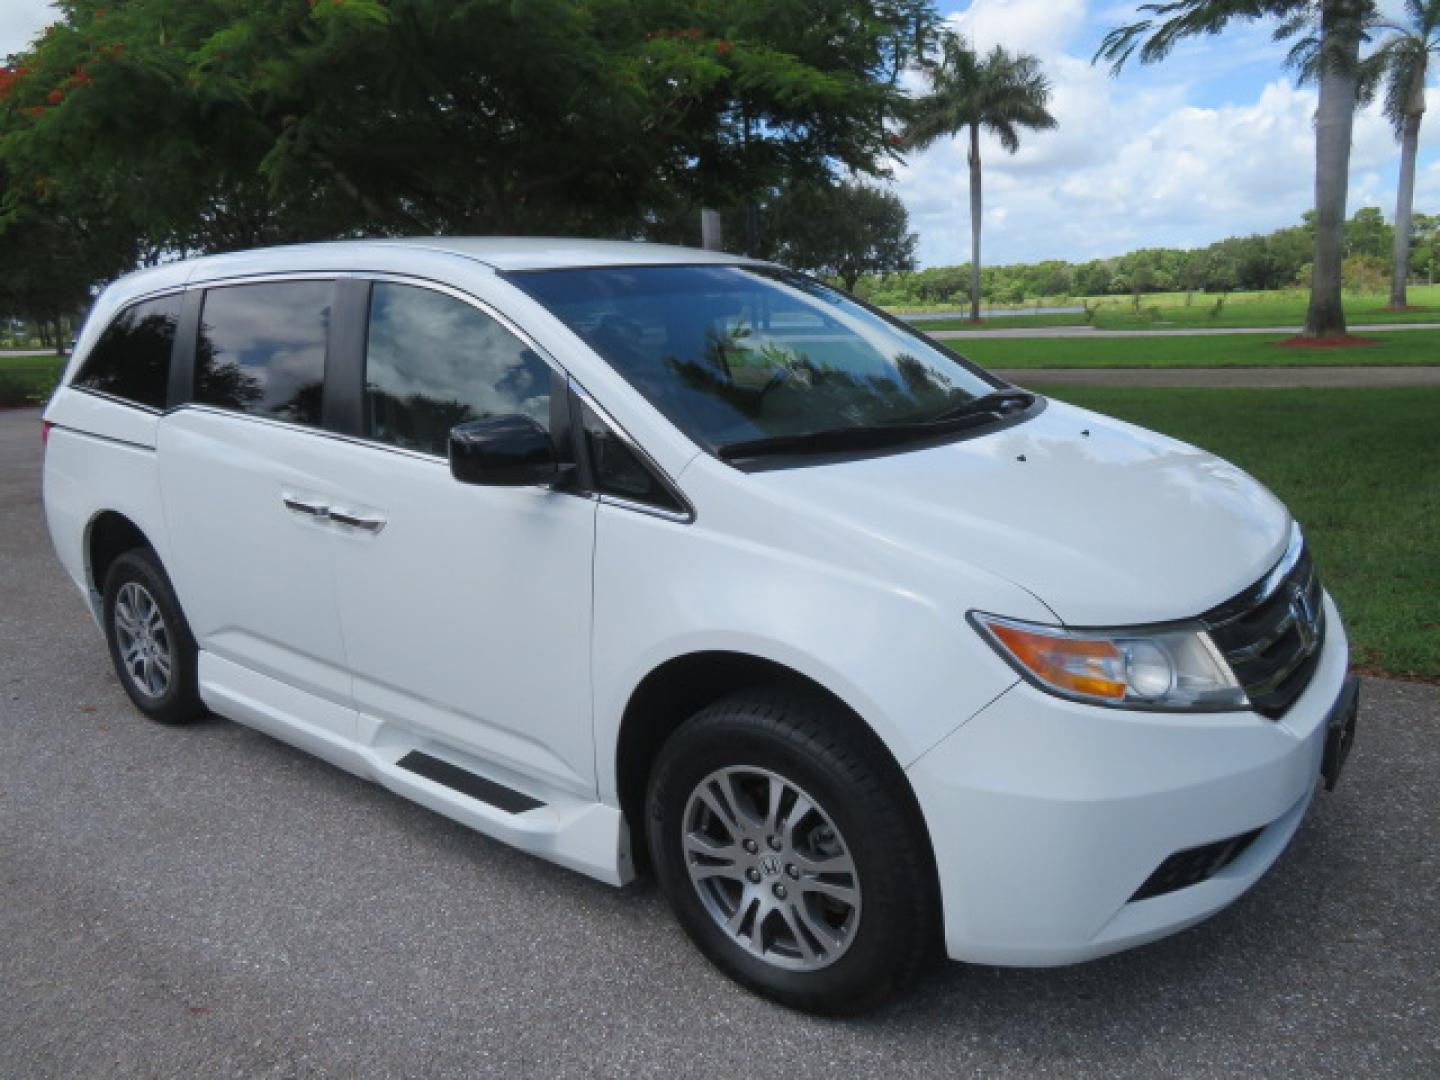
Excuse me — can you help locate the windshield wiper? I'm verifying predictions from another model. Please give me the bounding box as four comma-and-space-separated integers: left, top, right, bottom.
718, 411, 1001, 462
926, 388, 1036, 425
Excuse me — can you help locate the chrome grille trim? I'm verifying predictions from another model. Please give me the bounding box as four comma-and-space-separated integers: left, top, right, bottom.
1219, 565, 1319, 663
1202, 525, 1326, 718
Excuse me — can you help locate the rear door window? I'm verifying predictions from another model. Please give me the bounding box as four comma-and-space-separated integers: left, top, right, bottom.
195, 281, 331, 427
72, 293, 182, 409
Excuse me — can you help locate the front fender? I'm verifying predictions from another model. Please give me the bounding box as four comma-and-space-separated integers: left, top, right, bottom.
589, 496, 1036, 806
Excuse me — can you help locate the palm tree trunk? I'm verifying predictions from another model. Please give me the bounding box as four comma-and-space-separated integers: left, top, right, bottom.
1304, 1, 1367, 339
1390, 63, 1428, 309
968, 122, 982, 322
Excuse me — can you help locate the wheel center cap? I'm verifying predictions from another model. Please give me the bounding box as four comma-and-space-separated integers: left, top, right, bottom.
759, 853, 782, 878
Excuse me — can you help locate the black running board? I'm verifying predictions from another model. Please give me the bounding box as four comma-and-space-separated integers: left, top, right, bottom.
397, 751, 545, 815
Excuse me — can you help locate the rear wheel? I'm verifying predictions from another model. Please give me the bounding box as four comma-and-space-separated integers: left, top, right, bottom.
647, 689, 938, 1014
102, 548, 202, 724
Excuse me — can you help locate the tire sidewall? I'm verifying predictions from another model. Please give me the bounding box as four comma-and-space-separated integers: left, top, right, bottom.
648, 706, 925, 1012
102, 549, 200, 724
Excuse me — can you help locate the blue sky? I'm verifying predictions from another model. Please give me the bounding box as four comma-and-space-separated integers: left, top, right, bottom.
4, 1, 1436, 268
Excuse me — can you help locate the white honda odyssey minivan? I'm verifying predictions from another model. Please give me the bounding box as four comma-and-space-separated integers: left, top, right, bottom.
42, 238, 1358, 1014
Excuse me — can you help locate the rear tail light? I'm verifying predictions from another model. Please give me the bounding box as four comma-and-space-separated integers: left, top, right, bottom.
42, 420, 53, 447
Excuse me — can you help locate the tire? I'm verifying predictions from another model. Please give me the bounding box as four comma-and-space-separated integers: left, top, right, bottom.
647, 688, 939, 1015
102, 548, 203, 725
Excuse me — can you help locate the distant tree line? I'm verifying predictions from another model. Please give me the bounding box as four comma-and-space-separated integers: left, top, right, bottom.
854, 208, 1440, 308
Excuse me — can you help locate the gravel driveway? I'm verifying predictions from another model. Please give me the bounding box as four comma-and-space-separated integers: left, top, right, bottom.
2, 407, 1436, 1078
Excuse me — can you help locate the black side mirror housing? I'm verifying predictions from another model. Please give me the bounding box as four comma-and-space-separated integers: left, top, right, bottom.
449, 415, 560, 487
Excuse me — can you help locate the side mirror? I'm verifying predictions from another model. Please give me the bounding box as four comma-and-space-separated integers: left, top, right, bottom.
449, 415, 559, 487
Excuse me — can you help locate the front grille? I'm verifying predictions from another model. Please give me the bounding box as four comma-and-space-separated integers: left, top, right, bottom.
1130, 827, 1264, 902
1203, 530, 1326, 718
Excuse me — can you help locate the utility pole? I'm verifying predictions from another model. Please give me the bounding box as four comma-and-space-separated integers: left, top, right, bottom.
701, 209, 723, 251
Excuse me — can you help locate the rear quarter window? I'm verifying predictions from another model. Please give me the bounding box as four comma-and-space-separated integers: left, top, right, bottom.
72, 293, 183, 410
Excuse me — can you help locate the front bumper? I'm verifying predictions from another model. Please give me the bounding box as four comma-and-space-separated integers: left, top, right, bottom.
908, 593, 1350, 967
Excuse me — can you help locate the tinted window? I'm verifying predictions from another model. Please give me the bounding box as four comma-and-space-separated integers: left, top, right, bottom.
509, 266, 999, 455
195, 282, 330, 426
582, 407, 683, 512
364, 282, 551, 457
73, 294, 181, 409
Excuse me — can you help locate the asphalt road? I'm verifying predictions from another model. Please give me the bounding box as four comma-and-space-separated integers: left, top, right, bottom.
2, 406, 1437, 1078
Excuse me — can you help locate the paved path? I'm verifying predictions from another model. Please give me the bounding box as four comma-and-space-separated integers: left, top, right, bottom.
2, 406, 1438, 1078
997, 365, 1440, 388
929, 322, 1440, 340
903, 305, 1084, 323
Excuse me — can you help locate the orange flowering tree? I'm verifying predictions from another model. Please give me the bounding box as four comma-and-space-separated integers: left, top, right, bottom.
0, 0, 937, 281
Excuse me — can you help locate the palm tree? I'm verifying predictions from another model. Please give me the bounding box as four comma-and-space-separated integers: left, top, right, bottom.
904, 35, 1057, 322
1367, 1, 1440, 308
1097, 1, 1377, 340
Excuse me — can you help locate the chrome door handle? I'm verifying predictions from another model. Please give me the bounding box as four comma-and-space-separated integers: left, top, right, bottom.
283, 496, 330, 518
329, 509, 387, 533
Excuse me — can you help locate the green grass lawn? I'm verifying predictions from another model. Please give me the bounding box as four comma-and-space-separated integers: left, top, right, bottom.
0, 354, 64, 406
947, 330, 1440, 369
911, 284, 1440, 332
1092, 296, 1440, 331
1026, 385, 1440, 680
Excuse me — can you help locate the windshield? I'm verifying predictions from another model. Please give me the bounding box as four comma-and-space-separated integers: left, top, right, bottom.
507, 265, 1005, 456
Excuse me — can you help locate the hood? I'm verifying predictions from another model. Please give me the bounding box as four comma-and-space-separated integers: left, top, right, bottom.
751, 400, 1291, 627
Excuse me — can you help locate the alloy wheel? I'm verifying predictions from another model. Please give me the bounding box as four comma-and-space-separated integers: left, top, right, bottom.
682, 766, 861, 972
113, 581, 172, 699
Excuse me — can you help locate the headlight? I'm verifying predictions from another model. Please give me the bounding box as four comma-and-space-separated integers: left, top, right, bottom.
970, 612, 1247, 712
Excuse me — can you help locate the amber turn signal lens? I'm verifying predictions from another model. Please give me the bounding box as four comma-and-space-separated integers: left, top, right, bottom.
988, 622, 1127, 700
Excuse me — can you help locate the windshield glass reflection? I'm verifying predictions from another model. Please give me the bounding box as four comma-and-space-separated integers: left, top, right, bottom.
510, 266, 1000, 452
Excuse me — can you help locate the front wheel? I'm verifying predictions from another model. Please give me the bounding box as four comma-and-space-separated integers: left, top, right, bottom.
647, 689, 939, 1014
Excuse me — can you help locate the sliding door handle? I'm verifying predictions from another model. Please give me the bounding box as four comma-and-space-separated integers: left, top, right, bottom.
283, 496, 330, 518
284, 494, 384, 534
329, 509, 387, 533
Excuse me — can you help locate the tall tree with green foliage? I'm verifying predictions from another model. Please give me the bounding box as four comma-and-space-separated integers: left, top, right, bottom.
903, 34, 1056, 322
1413, 211, 1440, 280
1367, 0, 1440, 307
0, 156, 143, 350
763, 181, 917, 291
1097, 0, 1377, 339
1345, 205, 1394, 259
0, 0, 938, 264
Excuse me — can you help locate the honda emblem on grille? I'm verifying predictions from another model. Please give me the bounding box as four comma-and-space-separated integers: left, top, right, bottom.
1292, 586, 1318, 652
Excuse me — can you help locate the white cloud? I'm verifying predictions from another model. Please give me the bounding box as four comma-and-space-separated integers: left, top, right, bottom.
1418, 158, 1440, 205
952, 0, 1088, 61
895, 1, 1440, 267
